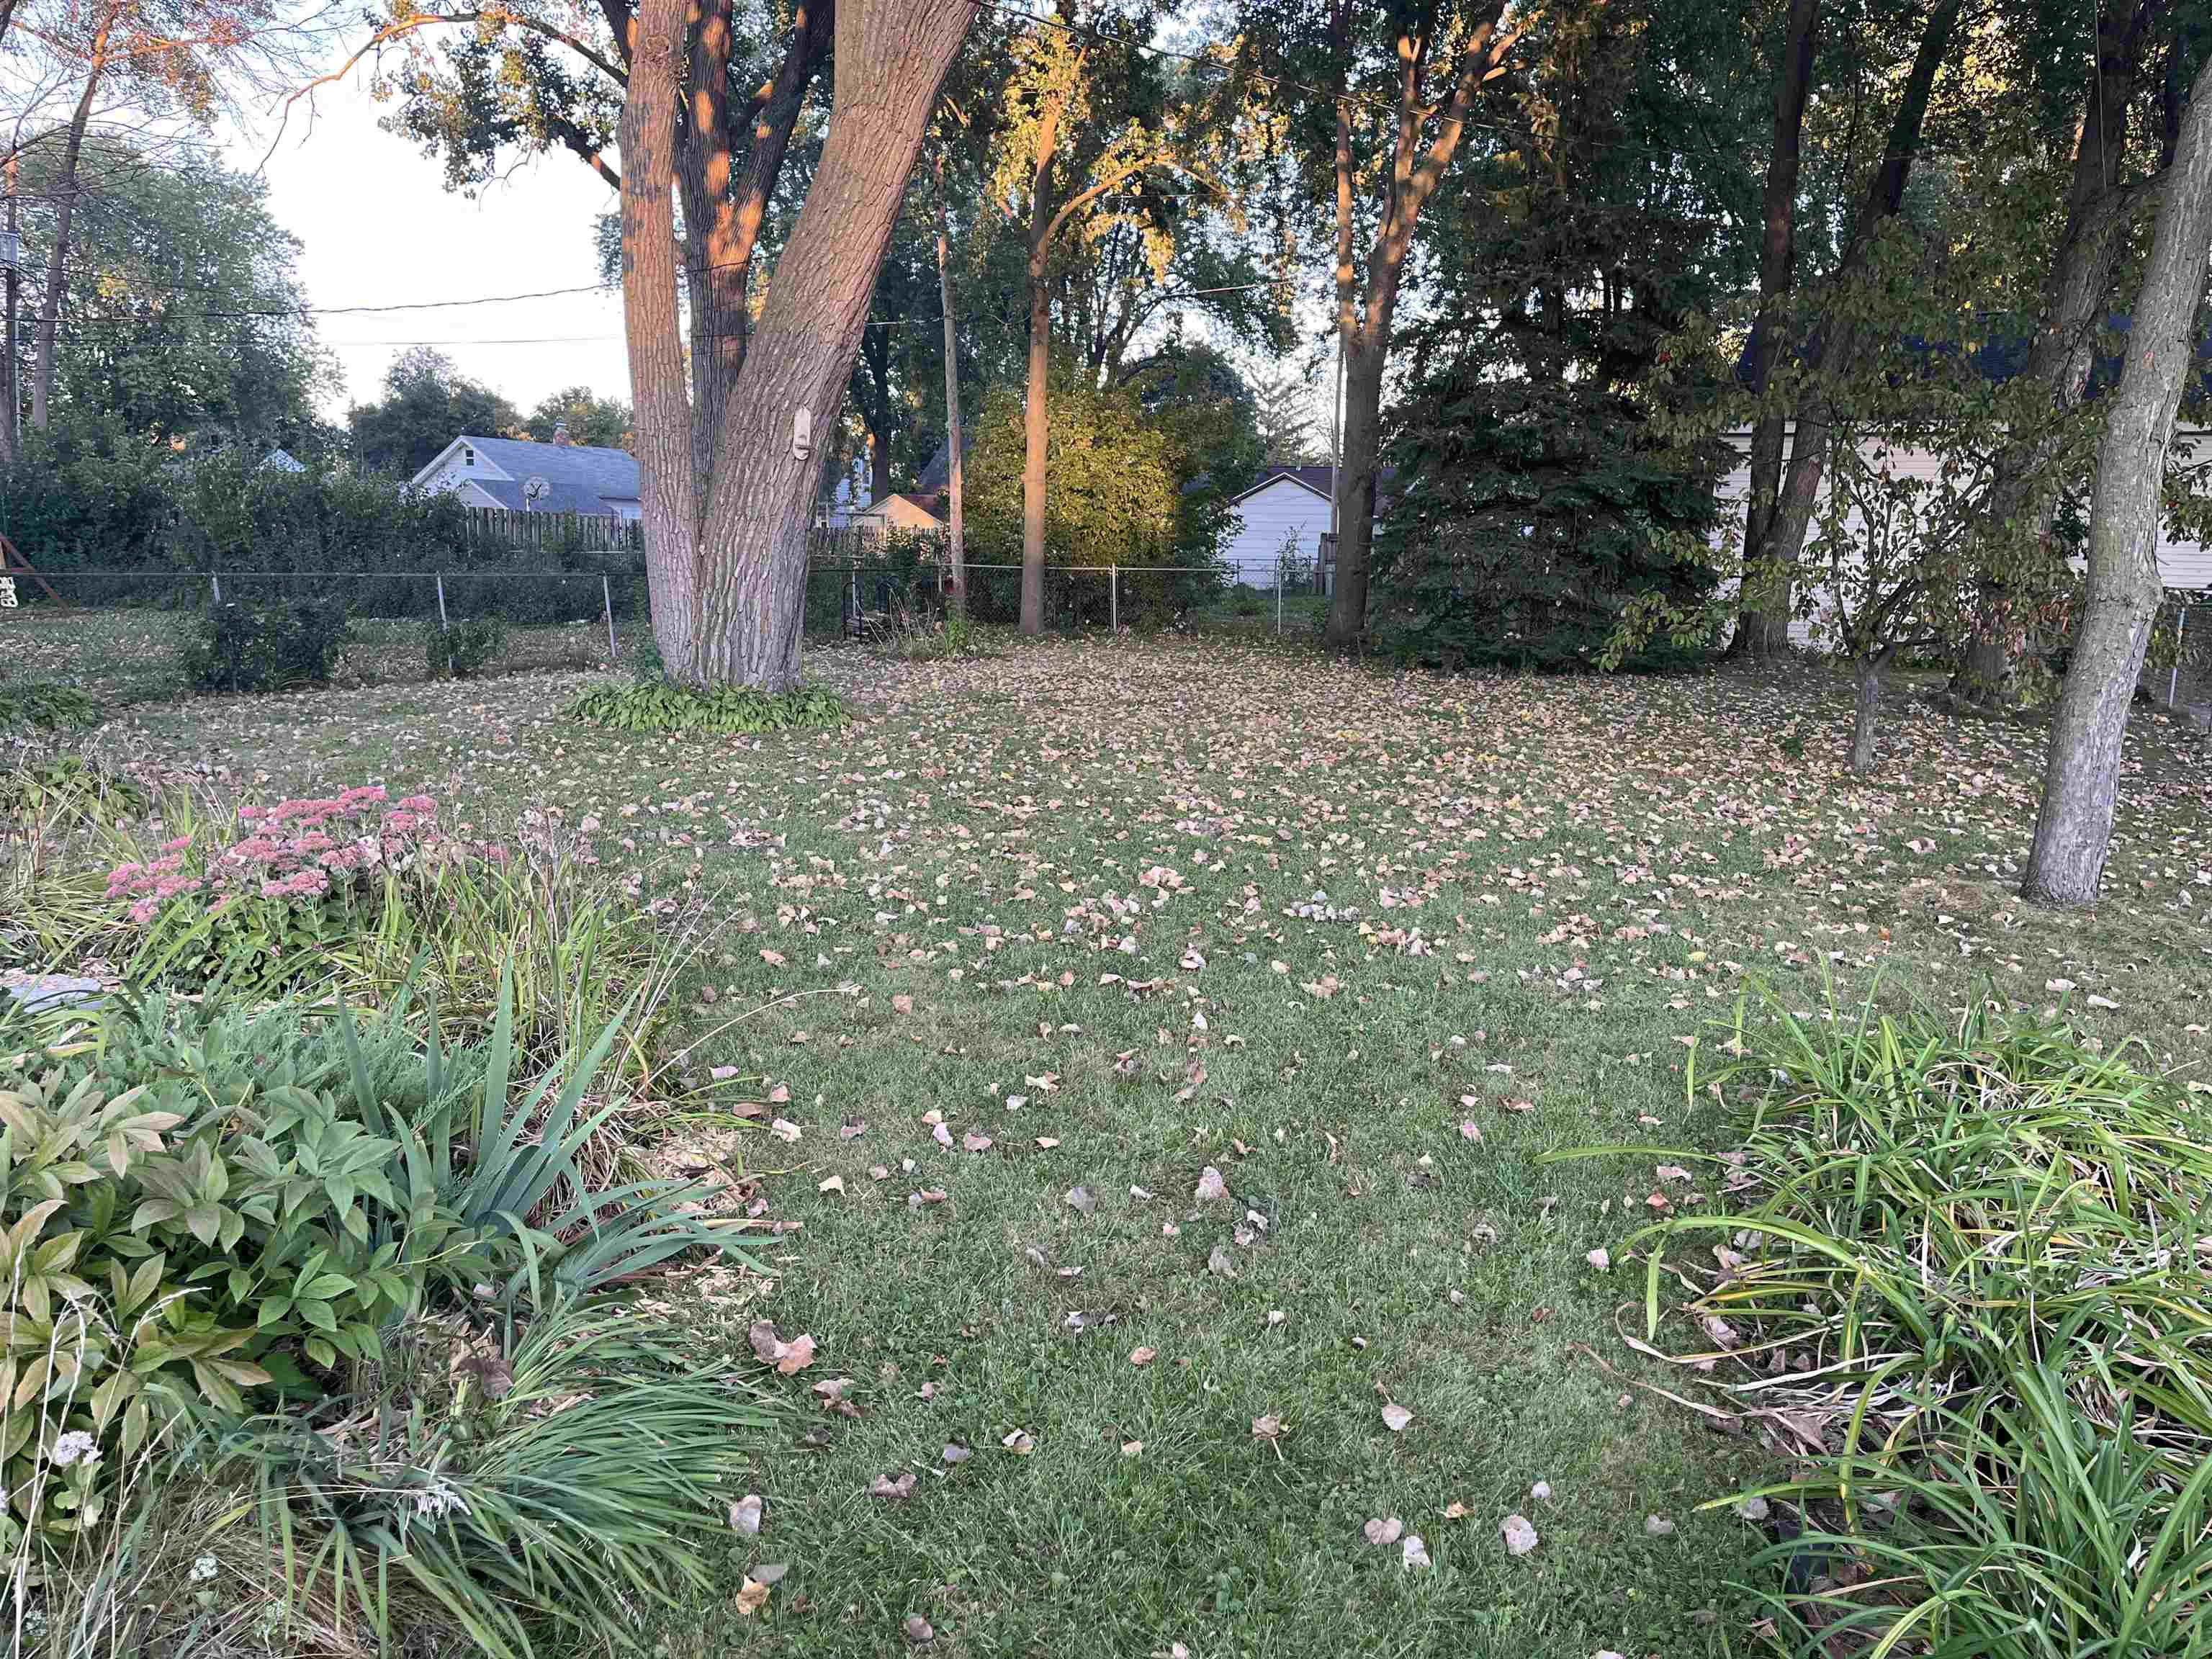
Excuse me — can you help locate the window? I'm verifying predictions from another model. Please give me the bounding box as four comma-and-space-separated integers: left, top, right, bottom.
462, 445, 475, 467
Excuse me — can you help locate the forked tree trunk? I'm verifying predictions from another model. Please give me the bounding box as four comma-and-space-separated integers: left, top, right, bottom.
1748, 0, 1961, 606
621, 0, 974, 687
2022, 50, 2212, 907
1732, 0, 1820, 661
1955, 0, 2144, 706
935, 149, 966, 607
1321, 0, 1513, 650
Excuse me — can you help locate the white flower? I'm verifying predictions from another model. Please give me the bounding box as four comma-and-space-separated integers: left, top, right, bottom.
189, 1555, 219, 1583
413, 1479, 467, 1519
49, 1430, 98, 1467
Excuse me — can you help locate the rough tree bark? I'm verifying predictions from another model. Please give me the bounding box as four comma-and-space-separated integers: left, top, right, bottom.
621, 0, 974, 686
1743, 0, 1961, 623
1848, 645, 1895, 773
1730, 0, 1820, 661
2021, 50, 2212, 907
32, 1, 115, 432
935, 147, 966, 608
1321, 0, 1515, 652
1954, 0, 2151, 706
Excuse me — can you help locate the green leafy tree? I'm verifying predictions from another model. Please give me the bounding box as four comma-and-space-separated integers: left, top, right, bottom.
13, 135, 333, 448
526, 386, 632, 449
1250, 368, 1319, 464
965, 365, 1179, 570
1373, 0, 1735, 674
348, 349, 521, 477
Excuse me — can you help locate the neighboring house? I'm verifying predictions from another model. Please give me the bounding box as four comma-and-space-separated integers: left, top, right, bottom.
1712, 425, 2212, 649
410, 428, 642, 521
1221, 465, 1391, 593
257, 448, 306, 475
850, 491, 948, 535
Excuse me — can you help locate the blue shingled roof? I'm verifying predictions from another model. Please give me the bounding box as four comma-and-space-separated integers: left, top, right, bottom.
454, 435, 639, 515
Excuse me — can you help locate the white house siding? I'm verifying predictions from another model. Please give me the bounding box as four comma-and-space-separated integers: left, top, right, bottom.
1223, 480, 1335, 585
416, 445, 513, 498
1712, 426, 2212, 652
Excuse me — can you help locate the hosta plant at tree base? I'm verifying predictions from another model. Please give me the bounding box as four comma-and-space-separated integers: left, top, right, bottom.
567, 678, 848, 733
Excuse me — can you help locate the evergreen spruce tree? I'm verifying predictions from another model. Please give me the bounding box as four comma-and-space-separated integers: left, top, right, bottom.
1372, 0, 1740, 670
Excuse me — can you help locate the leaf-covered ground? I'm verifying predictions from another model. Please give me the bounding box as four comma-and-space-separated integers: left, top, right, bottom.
30, 621, 2212, 1658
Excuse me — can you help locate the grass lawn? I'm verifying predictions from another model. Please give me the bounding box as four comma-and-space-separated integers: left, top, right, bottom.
16, 619, 2212, 1657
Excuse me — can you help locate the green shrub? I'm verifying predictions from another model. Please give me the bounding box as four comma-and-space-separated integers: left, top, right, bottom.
181, 596, 354, 694
1574, 985, 2212, 1656
215, 1297, 775, 1659
567, 677, 848, 732
425, 612, 509, 680
0, 974, 746, 1556
0, 753, 146, 829
0, 680, 103, 731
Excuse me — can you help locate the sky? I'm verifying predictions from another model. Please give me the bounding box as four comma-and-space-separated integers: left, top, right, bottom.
222, 74, 631, 419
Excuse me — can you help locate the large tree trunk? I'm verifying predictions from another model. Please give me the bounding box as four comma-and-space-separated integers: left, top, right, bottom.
685, 0, 972, 686
1748, 0, 1961, 609
1732, 0, 1820, 662
2021, 50, 2212, 907
1019, 266, 1051, 632
621, 0, 971, 687
620, 0, 704, 673
32, 14, 110, 433
1955, 0, 2144, 706
935, 148, 966, 607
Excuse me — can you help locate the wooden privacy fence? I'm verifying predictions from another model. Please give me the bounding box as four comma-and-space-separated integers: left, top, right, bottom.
459, 507, 644, 554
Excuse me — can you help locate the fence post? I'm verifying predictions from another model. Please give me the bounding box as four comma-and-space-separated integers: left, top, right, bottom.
2174, 604, 2188, 708
1275, 570, 1282, 637
210, 572, 223, 607
435, 573, 449, 632
602, 575, 619, 660
1110, 564, 1118, 634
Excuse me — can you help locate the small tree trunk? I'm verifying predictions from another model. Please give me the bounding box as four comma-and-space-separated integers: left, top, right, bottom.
1323, 333, 1385, 649
934, 150, 966, 608
1748, 0, 1961, 593
1019, 264, 1050, 633
1848, 650, 1889, 773
32, 19, 109, 432
868, 424, 891, 505
1955, 0, 2140, 707
2022, 48, 2212, 907
1732, 0, 1820, 662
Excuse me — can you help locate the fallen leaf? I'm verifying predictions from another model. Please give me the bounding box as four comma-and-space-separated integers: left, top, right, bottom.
729, 1493, 763, 1535
819, 1174, 845, 1194
1380, 1403, 1413, 1432
904, 1614, 935, 1645
1121, 1439, 1143, 1455
1645, 1514, 1675, 1537
1129, 1345, 1157, 1366
1402, 1534, 1432, 1570
1586, 1247, 1610, 1270
1251, 1413, 1284, 1442
733, 1577, 772, 1617
892, 994, 914, 1013
1035, 1135, 1061, 1148
962, 1132, 993, 1151
776, 1334, 817, 1375
760, 948, 786, 966
1501, 1512, 1539, 1555
942, 1443, 971, 1465
1207, 1244, 1236, 1277
1195, 1165, 1228, 1202
1064, 1185, 1096, 1215
769, 1118, 802, 1143
869, 1472, 916, 1501
1363, 1516, 1404, 1546
1002, 1429, 1035, 1455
